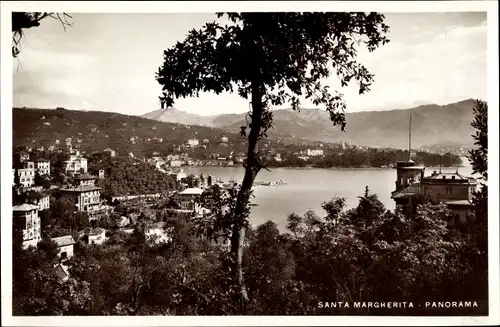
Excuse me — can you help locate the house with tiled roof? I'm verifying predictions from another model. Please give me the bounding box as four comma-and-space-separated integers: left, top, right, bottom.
51, 235, 76, 261
79, 227, 107, 245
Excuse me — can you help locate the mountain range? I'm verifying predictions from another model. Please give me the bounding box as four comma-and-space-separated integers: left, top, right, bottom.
141, 99, 478, 150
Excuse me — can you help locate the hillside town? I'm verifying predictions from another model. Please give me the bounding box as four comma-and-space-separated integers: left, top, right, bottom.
12, 128, 479, 284
8, 10, 491, 319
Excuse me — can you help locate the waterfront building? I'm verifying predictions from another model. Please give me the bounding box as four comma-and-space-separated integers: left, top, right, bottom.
390, 115, 477, 222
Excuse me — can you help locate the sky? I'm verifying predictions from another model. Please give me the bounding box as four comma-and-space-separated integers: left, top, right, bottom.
12, 12, 487, 116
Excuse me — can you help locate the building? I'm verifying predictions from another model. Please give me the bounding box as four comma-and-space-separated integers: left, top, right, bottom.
26, 191, 50, 211
34, 159, 51, 175
79, 227, 107, 245
187, 138, 199, 147
60, 174, 104, 219
64, 151, 88, 175
13, 204, 41, 248
51, 235, 76, 261
16, 166, 35, 187
98, 169, 105, 179
221, 136, 229, 143
306, 149, 324, 157
103, 148, 116, 157
178, 187, 204, 212
391, 162, 477, 223
390, 114, 477, 223
169, 159, 183, 167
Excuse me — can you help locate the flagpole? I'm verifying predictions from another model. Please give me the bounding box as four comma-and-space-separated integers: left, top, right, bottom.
408, 114, 412, 161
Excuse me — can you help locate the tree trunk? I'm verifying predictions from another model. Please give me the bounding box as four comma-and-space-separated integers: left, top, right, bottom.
231, 80, 264, 304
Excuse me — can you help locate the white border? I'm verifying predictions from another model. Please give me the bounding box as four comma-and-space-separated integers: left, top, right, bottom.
1, 1, 499, 326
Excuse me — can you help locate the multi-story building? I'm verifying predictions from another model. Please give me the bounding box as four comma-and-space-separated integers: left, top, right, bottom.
13, 204, 41, 248
306, 149, 324, 157
64, 151, 88, 175
26, 191, 50, 211
34, 159, 51, 175
60, 174, 104, 219
178, 187, 204, 212
15, 163, 36, 187
187, 138, 199, 147
391, 161, 477, 223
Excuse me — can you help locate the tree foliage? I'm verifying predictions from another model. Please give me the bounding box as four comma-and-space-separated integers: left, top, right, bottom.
12, 12, 72, 58
156, 11, 390, 302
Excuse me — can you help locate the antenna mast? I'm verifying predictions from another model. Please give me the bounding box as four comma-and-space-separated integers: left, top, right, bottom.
408, 114, 412, 161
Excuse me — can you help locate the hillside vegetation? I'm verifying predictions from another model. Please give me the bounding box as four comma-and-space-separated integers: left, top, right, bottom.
13, 107, 241, 157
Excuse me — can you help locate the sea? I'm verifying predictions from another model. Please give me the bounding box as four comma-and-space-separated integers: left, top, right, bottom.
185, 157, 474, 232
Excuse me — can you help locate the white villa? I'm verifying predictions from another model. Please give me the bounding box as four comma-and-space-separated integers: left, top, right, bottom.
64, 151, 88, 175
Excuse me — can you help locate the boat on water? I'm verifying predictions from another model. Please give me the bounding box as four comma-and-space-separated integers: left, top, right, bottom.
261, 179, 287, 186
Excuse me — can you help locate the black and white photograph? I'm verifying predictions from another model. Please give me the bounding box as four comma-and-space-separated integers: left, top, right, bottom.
1, 1, 499, 325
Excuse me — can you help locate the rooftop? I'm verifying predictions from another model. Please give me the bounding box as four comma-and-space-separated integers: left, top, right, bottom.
60, 185, 102, 192
74, 173, 96, 180
423, 172, 475, 182
26, 191, 49, 200
180, 187, 204, 195
443, 199, 473, 206
34, 158, 51, 162
391, 183, 423, 199
79, 227, 106, 236
13, 203, 39, 212
51, 235, 76, 247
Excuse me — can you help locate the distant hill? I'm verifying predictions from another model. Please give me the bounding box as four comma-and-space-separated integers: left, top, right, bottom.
142, 107, 215, 127
142, 99, 478, 150
12, 107, 241, 157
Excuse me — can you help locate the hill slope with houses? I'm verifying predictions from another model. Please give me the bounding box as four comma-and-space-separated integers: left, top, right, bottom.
12, 107, 246, 158
142, 99, 478, 151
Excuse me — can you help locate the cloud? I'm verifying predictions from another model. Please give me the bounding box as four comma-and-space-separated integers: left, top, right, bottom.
12, 14, 488, 116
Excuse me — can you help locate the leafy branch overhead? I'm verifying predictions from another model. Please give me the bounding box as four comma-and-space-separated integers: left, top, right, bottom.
156, 12, 390, 134
12, 12, 73, 58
